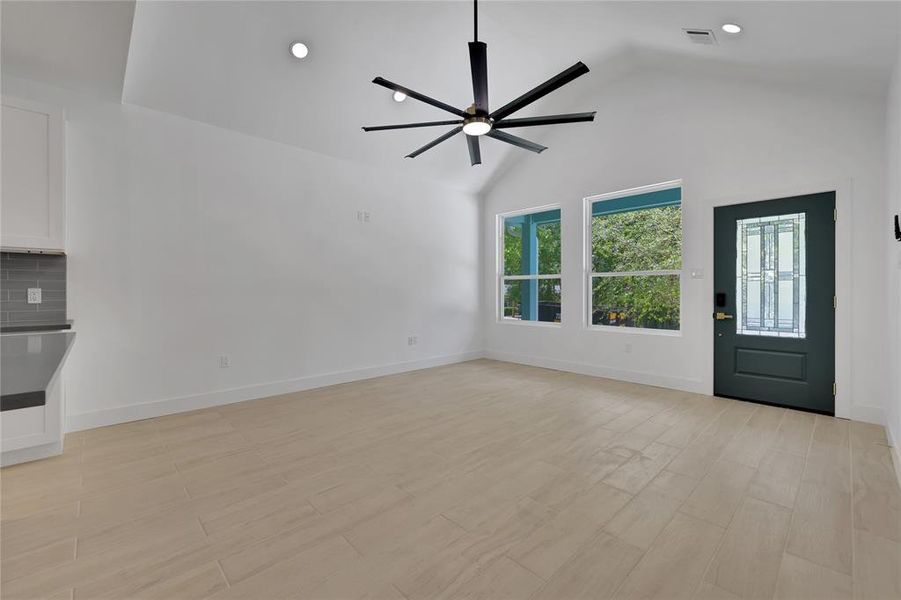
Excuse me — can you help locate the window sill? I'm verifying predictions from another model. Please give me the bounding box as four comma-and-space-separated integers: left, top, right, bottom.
586, 324, 682, 337
497, 319, 562, 329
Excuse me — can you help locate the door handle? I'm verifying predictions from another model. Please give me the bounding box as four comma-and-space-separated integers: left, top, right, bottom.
714, 312, 734, 320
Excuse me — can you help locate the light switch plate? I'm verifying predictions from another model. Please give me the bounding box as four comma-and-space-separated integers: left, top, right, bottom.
26, 288, 42, 304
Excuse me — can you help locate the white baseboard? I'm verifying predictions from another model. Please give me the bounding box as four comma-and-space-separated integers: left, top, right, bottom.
484, 350, 707, 394
850, 404, 885, 426
66, 350, 484, 432
1, 441, 63, 467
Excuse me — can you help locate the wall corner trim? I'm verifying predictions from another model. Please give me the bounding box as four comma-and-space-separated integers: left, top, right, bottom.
885, 421, 901, 494
66, 350, 485, 432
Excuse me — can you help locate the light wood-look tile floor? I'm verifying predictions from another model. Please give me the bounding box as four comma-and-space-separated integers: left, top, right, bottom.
2, 360, 900, 600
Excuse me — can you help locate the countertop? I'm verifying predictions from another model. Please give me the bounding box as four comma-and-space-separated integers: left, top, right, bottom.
1, 331, 76, 411
0, 320, 73, 334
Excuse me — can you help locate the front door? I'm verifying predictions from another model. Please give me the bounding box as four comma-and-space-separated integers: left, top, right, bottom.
713, 192, 835, 414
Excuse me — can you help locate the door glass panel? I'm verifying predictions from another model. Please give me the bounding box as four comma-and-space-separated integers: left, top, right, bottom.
736, 213, 806, 338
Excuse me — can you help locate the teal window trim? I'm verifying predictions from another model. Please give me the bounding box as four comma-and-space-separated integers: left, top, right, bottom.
504, 208, 561, 227
591, 187, 681, 217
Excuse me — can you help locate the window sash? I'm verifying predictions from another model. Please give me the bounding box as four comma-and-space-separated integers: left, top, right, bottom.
503, 274, 562, 281
500, 275, 562, 323
588, 273, 682, 331
498, 205, 562, 323
590, 270, 681, 278
585, 182, 683, 332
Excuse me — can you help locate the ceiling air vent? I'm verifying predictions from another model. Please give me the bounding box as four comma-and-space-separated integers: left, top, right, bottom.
684, 29, 717, 45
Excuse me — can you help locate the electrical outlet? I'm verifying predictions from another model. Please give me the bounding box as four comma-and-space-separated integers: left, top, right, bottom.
218, 355, 231, 368
26, 288, 42, 304
407, 335, 419, 346
356, 210, 372, 223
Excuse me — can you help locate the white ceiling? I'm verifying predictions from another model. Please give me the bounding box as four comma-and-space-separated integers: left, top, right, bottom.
1, 0, 135, 100
2, 1, 899, 192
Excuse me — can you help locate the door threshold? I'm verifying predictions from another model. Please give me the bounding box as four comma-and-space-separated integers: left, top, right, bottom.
713, 393, 835, 417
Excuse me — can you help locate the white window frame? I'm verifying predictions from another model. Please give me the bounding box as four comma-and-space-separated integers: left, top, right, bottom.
496, 203, 562, 327
583, 180, 683, 336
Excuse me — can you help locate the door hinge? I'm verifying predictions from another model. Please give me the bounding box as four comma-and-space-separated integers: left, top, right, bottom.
833, 295, 837, 309
833, 208, 837, 222
833, 382, 837, 396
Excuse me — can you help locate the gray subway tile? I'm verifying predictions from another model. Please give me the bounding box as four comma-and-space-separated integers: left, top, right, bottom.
0, 253, 66, 325
4, 301, 38, 312
6, 310, 64, 322
35, 279, 66, 291
36, 300, 66, 311
2, 280, 39, 290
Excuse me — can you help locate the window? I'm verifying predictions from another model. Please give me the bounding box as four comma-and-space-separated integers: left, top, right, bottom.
588, 183, 682, 331
736, 212, 806, 338
499, 207, 561, 324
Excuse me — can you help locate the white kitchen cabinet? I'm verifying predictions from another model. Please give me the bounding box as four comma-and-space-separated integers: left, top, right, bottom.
1, 96, 65, 252
1, 331, 75, 466
0, 368, 65, 466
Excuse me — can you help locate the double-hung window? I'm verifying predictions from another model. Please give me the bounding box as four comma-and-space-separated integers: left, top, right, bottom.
587, 182, 682, 331
499, 207, 562, 324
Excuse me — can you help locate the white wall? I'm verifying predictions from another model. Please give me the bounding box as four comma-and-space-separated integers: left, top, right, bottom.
886, 34, 901, 453
3, 77, 482, 430
4, 62, 892, 432
482, 68, 888, 422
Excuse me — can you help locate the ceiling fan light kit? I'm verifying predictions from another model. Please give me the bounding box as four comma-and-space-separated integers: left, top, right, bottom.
362, 0, 597, 165
462, 116, 492, 136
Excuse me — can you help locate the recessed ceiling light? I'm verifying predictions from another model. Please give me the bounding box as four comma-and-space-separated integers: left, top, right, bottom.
721, 23, 742, 34
289, 42, 309, 59
393, 91, 407, 102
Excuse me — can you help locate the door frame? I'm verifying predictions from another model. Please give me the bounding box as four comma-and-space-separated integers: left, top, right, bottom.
701, 178, 851, 419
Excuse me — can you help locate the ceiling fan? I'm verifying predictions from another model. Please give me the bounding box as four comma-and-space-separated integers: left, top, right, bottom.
361, 0, 596, 166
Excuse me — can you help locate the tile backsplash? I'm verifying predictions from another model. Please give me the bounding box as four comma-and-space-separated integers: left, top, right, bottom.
1, 252, 67, 325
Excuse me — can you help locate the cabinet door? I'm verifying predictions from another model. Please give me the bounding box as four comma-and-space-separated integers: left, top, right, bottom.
1, 97, 65, 251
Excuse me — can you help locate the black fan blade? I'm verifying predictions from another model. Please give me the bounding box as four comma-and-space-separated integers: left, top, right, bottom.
466, 134, 482, 166
362, 119, 462, 132
487, 129, 547, 154
372, 77, 467, 118
469, 41, 488, 113
494, 111, 596, 129
406, 126, 464, 158
490, 62, 590, 121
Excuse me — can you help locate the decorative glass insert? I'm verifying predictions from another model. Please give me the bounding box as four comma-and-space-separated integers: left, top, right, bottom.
736, 213, 806, 338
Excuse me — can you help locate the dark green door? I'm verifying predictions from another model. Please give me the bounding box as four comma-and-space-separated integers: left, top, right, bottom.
713, 192, 835, 414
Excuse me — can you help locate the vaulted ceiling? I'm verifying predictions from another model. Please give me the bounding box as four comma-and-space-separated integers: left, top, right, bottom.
2, 1, 899, 192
